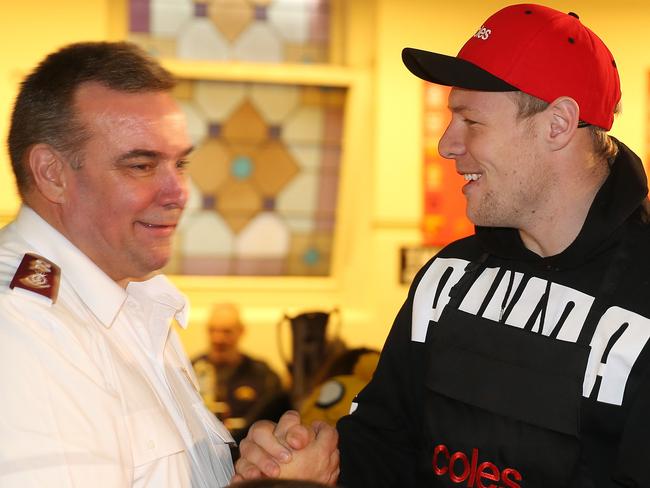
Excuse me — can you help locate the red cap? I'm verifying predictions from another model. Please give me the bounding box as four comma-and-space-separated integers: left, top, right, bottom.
402, 4, 620, 130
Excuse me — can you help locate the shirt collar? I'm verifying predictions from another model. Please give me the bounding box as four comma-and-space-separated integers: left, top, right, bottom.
13, 206, 187, 328
126, 275, 190, 328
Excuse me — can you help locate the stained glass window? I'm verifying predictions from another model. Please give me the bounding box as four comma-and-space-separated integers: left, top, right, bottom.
163, 79, 345, 276
126, 0, 344, 276
128, 0, 331, 63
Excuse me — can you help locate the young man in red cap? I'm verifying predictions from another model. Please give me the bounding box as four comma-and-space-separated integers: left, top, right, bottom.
232, 4, 650, 486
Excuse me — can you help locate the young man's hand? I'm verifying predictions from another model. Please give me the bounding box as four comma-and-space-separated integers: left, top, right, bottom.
232, 410, 339, 484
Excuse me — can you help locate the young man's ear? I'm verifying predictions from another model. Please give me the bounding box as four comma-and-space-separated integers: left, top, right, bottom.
27, 144, 68, 204
546, 96, 581, 150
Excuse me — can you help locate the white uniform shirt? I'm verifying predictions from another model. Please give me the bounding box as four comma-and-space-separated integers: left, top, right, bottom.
0, 206, 234, 487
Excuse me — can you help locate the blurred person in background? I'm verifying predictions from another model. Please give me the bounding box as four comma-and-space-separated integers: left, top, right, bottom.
193, 303, 291, 444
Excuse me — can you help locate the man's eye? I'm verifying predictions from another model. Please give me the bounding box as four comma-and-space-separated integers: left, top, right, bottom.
464, 118, 479, 126
130, 163, 152, 171
177, 159, 190, 170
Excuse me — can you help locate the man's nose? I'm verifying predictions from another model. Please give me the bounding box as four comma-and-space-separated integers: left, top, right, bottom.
438, 122, 465, 160
160, 164, 189, 209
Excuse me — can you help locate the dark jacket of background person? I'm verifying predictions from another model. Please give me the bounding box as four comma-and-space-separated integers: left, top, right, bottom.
193, 352, 289, 443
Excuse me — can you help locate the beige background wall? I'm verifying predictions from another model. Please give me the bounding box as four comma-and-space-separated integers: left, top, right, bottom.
1, 0, 648, 379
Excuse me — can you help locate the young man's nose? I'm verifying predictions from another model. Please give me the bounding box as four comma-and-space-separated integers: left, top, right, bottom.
438, 122, 466, 160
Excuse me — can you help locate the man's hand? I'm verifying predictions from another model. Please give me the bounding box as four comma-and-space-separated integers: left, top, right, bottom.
232, 410, 339, 484
276, 420, 339, 484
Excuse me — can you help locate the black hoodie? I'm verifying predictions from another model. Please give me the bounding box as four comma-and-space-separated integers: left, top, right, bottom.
338, 141, 650, 487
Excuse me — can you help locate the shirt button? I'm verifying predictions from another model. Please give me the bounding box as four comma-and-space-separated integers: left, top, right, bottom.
147, 440, 155, 450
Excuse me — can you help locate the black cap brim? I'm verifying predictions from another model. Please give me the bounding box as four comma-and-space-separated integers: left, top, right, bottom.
402, 47, 518, 91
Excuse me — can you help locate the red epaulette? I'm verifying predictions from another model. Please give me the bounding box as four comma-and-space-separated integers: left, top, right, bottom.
9, 253, 60, 303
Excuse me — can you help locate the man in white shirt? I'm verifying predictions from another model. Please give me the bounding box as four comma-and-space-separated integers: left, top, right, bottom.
0, 41, 235, 487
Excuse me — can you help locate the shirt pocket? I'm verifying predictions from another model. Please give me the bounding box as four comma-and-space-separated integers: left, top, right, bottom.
125, 406, 185, 467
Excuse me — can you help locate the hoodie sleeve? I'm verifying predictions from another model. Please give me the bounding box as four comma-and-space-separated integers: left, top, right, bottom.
336, 263, 431, 487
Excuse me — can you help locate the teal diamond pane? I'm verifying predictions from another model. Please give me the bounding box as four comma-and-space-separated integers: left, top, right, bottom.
231, 155, 253, 180
302, 247, 321, 266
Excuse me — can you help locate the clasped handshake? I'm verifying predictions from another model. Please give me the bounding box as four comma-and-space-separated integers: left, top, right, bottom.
232, 410, 340, 485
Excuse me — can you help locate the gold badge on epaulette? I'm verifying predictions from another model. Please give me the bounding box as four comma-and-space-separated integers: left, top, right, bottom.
9, 253, 60, 303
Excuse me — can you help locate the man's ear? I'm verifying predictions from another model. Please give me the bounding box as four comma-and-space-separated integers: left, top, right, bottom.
27, 144, 68, 204
546, 96, 580, 150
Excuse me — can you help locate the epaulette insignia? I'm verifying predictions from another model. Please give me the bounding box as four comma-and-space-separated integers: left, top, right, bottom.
9, 253, 60, 303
